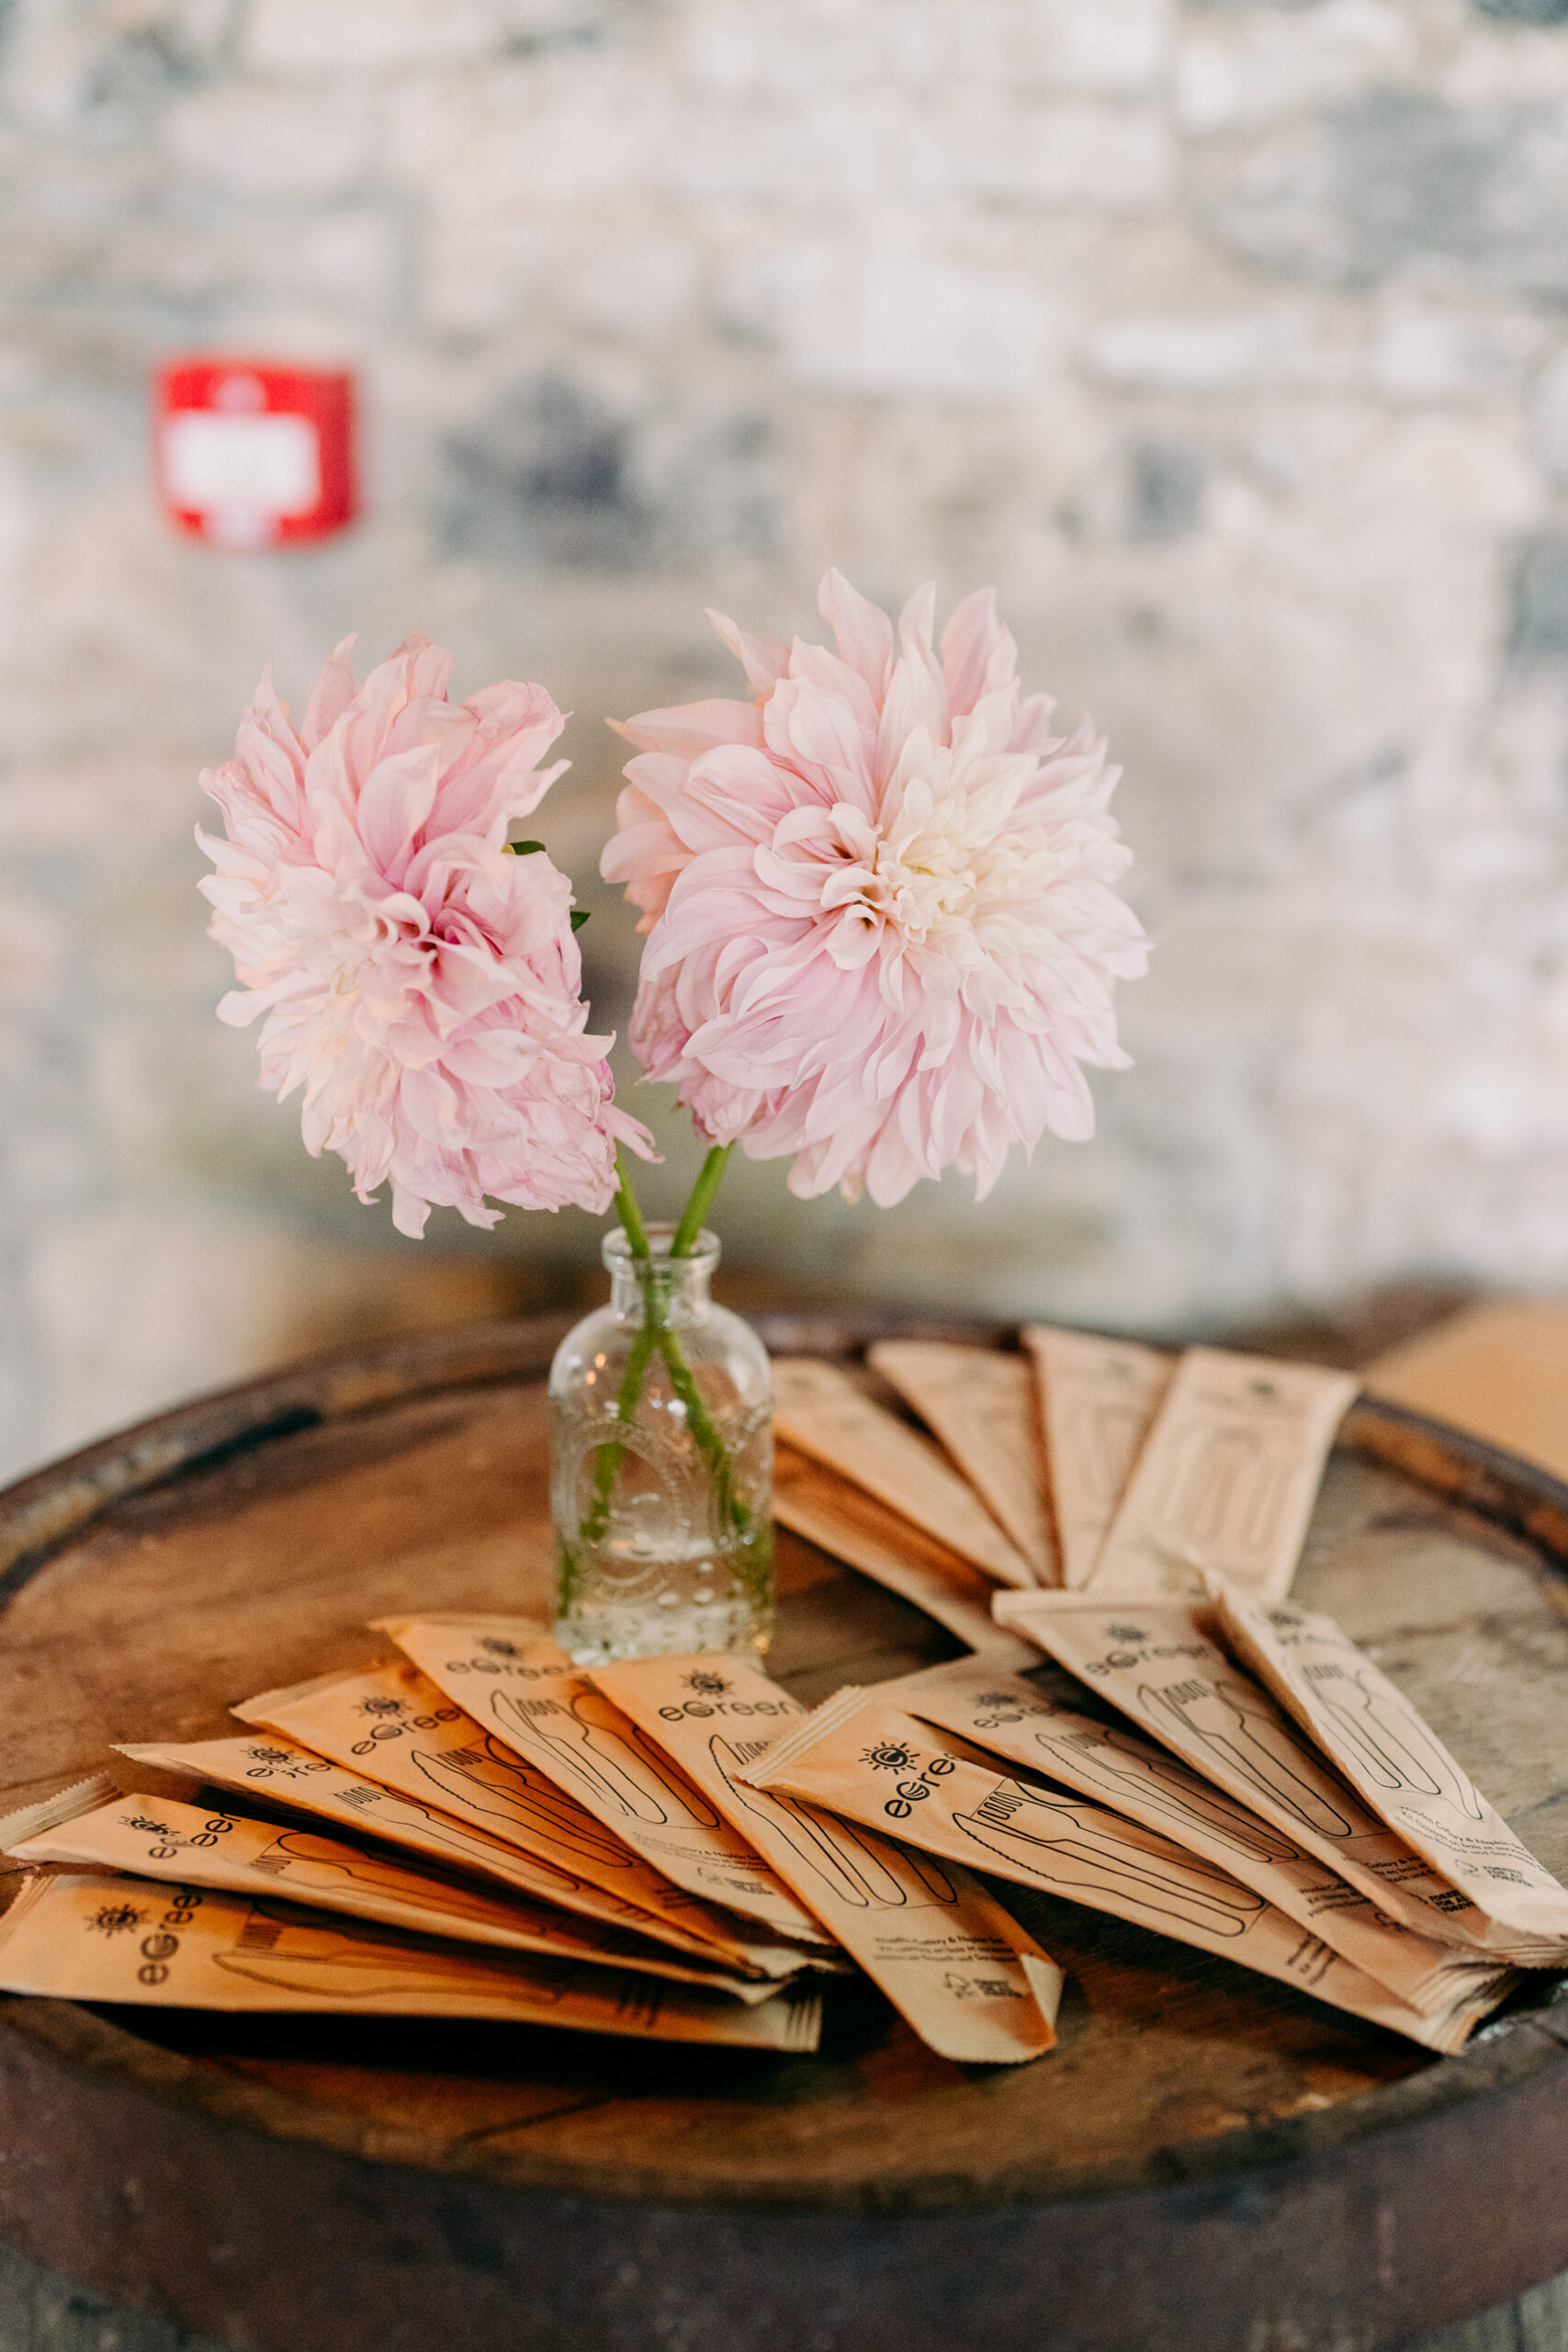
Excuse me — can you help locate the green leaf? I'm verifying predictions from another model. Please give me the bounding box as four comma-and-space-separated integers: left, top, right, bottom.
570, 908, 591, 932
507, 839, 547, 855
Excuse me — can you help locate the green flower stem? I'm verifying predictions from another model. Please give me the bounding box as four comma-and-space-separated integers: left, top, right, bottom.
650, 1315, 749, 1535
670, 1143, 734, 1255
581, 1143, 742, 1544
613, 1147, 653, 1259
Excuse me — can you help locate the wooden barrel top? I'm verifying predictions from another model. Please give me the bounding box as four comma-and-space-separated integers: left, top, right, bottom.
2, 1309, 1568, 2352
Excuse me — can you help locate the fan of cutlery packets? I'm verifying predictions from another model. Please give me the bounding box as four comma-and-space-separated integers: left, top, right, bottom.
1, 1329, 1563, 2067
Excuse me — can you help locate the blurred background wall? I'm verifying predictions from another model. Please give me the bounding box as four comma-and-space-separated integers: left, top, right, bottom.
3, 0, 1568, 1476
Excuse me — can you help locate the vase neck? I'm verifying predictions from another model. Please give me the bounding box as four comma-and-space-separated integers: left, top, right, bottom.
604, 1226, 720, 1329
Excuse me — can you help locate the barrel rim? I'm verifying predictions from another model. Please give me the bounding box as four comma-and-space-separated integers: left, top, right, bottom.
2, 1309, 1566, 2216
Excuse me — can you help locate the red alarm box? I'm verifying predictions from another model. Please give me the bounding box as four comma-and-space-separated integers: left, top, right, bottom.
154, 357, 357, 548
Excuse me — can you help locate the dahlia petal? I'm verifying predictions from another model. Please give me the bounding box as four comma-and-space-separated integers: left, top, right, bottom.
865, 1117, 923, 1210
785, 641, 881, 750
396, 698, 478, 780
300, 635, 359, 749
392, 633, 457, 708
824, 913, 882, 969
610, 700, 763, 759
685, 743, 821, 841
344, 637, 454, 784
877, 653, 948, 786
215, 986, 266, 1028
1008, 693, 1059, 753
233, 702, 306, 817
763, 677, 874, 808
615, 753, 692, 814
356, 744, 442, 880
602, 827, 685, 929
441, 1031, 536, 1087
391, 1184, 434, 1239
707, 607, 791, 695
897, 582, 939, 669
751, 843, 836, 904
605, 1102, 660, 1162
247, 662, 306, 752
939, 588, 1008, 718
437, 681, 567, 831
818, 569, 893, 701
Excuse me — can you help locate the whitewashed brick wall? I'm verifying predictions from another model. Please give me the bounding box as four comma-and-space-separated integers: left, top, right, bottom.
3, 0, 1568, 1476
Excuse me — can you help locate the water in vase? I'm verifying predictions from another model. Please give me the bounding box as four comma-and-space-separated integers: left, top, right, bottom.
549, 1227, 774, 1666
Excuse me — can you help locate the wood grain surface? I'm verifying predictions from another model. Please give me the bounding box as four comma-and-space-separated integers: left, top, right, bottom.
1, 1314, 1567, 2352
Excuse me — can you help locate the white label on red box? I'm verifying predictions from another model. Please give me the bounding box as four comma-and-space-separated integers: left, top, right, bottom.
161, 411, 321, 520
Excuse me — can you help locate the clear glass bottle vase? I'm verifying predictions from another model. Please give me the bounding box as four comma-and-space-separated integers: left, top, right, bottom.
549, 1225, 773, 1665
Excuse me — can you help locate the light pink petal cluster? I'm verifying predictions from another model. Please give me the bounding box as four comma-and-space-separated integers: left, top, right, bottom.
603, 572, 1147, 1206
198, 633, 652, 1238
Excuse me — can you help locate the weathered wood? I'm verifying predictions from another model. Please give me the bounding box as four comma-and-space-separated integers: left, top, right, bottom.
6, 2230, 1568, 2352
0, 1316, 1567, 2352
0, 2234, 225, 2352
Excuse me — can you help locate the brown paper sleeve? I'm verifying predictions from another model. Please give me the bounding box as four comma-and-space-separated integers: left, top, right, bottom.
0, 1872, 821, 2050
0, 1785, 778, 2000
1085, 1348, 1358, 1602
868, 1342, 1060, 1585
585, 1651, 1062, 2066
994, 1596, 1539, 1963
774, 1446, 1041, 1665
113, 1731, 785, 1974
372, 1623, 835, 1949
886, 1656, 1513, 2023
1021, 1327, 1174, 1586
772, 1358, 1034, 1587
231, 1653, 825, 1971
737, 1690, 1504, 2052
1211, 1584, 1568, 1961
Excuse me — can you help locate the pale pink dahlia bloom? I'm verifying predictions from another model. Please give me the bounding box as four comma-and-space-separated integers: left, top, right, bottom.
603, 571, 1147, 1206
198, 633, 652, 1238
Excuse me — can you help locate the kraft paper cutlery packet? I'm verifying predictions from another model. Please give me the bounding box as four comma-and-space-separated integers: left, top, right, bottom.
1084, 1349, 1359, 1602
223, 1665, 808, 1975
885, 1657, 1513, 2026
867, 1341, 1062, 1585
0, 1779, 774, 1999
1210, 1585, 1568, 1964
996, 1596, 1549, 1964
112, 1730, 750, 1964
1021, 1327, 1175, 1586
0, 1871, 821, 2050
736, 1687, 1506, 2052
586, 1651, 1064, 2065
773, 1445, 1040, 1665
232, 1657, 821, 1977
771, 1357, 1035, 1589
375, 1619, 837, 1951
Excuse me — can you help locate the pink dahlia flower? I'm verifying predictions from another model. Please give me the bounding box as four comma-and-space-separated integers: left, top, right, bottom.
198, 633, 652, 1238
603, 571, 1147, 1206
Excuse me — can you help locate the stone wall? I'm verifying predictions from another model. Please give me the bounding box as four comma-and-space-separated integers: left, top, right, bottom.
3, 0, 1568, 1476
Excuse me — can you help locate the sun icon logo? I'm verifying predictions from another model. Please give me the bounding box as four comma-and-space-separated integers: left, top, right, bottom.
974, 1692, 1018, 1709
1107, 1625, 1148, 1645
357, 1695, 407, 1718
682, 1669, 729, 1696
479, 1637, 521, 1658
862, 1740, 919, 1773
246, 1745, 292, 1766
87, 1902, 146, 1939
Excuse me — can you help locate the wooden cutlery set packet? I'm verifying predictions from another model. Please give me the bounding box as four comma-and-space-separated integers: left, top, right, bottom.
0, 1330, 1556, 2064
760, 1331, 1566, 2048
